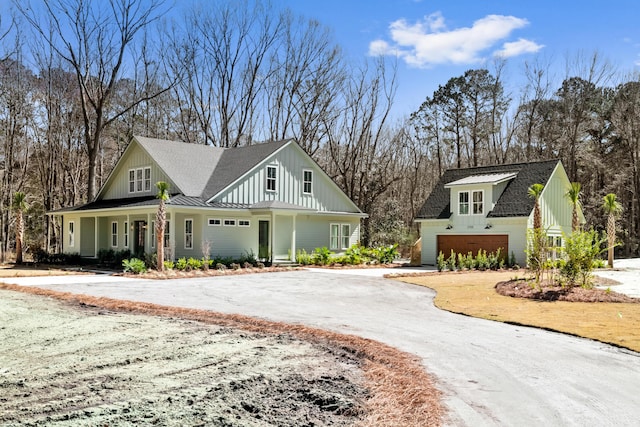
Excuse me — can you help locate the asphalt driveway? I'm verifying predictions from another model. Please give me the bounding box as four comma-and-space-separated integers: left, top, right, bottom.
3, 270, 640, 426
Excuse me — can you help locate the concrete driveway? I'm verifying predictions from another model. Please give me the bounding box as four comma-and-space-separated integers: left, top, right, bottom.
3, 269, 640, 426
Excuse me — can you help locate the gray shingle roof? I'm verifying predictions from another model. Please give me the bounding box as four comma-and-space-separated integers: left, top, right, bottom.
202, 139, 290, 200
135, 136, 224, 197
416, 160, 560, 220
132, 136, 290, 200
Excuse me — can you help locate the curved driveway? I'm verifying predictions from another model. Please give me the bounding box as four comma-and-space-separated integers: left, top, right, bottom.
4, 270, 640, 426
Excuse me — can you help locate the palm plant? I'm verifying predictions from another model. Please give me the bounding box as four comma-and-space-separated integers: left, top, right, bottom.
11, 192, 27, 264
602, 193, 622, 268
155, 182, 170, 271
565, 182, 582, 232
528, 183, 544, 231
527, 183, 545, 282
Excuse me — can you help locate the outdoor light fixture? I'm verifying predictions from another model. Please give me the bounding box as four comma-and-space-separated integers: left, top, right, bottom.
446, 224, 453, 230
485, 224, 493, 229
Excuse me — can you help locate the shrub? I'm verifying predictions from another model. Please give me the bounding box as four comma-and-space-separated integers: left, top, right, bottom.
559, 229, 606, 288
122, 258, 147, 274
372, 244, 399, 264
230, 263, 241, 270
312, 247, 333, 266
446, 250, 457, 271
238, 250, 257, 266
436, 251, 446, 272
164, 260, 175, 270
296, 249, 313, 266
186, 257, 203, 271
216, 263, 227, 271
243, 261, 253, 269
256, 262, 265, 269
175, 257, 188, 271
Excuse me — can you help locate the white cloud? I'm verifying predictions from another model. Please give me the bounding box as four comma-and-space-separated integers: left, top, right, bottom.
369, 12, 542, 67
494, 38, 544, 58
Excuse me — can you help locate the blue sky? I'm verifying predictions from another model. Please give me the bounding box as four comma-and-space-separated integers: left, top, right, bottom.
274, 0, 640, 118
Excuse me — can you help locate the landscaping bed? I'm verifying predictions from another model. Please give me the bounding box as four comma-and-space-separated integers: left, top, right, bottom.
495, 277, 639, 303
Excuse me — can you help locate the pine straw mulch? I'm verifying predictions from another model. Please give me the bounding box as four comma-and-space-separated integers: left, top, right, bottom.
119, 265, 298, 279
0, 283, 445, 427
495, 277, 639, 303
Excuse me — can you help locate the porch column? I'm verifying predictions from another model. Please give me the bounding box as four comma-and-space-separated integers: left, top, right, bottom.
291, 214, 296, 261
270, 211, 275, 261
94, 216, 98, 258
169, 210, 176, 260
146, 212, 152, 251
126, 214, 131, 250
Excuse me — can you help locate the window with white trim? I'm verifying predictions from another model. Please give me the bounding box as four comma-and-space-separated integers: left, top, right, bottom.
68, 221, 75, 247
184, 219, 193, 249
458, 191, 469, 215
111, 222, 118, 247
124, 221, 129, 247
303, 169, 313, 194
208, 218, 221, 226
151, 220, 155, 248
238, 219, 250, 227
153, 220, 170, 249
164, 221, 170, 249
266, 165, 277, 192
472, 190, 483, 215
128, 167, 151, 193
224, 219, 236, 226
330, 223, 351, 250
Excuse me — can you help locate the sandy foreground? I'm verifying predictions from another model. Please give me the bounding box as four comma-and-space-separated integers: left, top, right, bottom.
0, 290, 367, 426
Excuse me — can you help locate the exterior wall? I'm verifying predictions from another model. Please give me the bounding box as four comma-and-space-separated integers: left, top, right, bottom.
295, 215, 360, 254
530, 166, 573, 238
214, 144, 358, 213
201, 213, 258, 259
172, 212, 203, 260
447, 182, 494, 229
102, 143, 174, 200
419, 217, 528, 265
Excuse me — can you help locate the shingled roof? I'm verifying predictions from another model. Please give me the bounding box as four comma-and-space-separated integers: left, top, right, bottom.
416, 160, 560, 220
132, 136, 290, 199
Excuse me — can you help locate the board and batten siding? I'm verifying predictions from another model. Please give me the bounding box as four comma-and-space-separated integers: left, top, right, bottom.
214, 144, 358, 213
420, 218, 528, 265
295, 216, 360, 253
102, 143, 174, 200
201, 214, 257, 259
531, 167, 573, 236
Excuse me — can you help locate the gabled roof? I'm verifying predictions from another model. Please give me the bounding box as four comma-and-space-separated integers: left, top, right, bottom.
135, 136, 224, 197
202, 139, 290, 200
416, 160, 560, 220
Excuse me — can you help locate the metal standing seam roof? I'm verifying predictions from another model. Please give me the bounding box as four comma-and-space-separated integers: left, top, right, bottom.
416, 160, 560, 220
444, 172, 517, 187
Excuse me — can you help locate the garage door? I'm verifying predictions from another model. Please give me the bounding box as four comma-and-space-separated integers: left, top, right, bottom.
437, 234, 508, 258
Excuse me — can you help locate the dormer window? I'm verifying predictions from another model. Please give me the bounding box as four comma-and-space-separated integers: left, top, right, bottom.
473, 190, 484, 214
458, 190, 483, 215
129, 167, 151, 193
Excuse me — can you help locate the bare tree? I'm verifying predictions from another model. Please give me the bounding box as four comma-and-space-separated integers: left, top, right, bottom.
17, 0, 170, 200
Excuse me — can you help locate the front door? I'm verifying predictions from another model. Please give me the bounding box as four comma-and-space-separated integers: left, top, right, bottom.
258, 220, 270, 261
133, 220, 147, 256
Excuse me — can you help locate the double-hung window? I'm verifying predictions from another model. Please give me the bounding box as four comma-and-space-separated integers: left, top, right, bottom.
111, 222, 118, 247
459, 190, 483, 215
184, 219, 193, 249
458, 192, 470, 215
128, 167, 151, 193
266, 166, 277, 192
472, 190, 483, 215
330, 223, 351, 251
124, 222, 129, 247
303, 170, 313, 194
68, 221, 75, 247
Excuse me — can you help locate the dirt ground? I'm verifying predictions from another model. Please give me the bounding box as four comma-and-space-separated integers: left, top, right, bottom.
0, 291, 367, 426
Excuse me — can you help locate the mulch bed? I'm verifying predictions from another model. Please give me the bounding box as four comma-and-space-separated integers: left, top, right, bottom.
495, 278, 639, 303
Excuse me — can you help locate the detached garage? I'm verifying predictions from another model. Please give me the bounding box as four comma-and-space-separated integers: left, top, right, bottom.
437, 234, 508, 258
415, 160, 580, 266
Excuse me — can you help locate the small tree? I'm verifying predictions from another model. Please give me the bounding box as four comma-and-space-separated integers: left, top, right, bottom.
565, 182, 582, 232
602, 193, 622, 268
559, 229, 606, 288
11, 192, 28, 264
527, 183, 546, 285
155, 182, 170, 271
